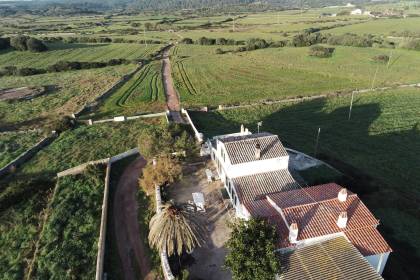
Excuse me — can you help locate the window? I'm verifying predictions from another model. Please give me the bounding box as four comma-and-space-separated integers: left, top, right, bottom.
234, 195, 238, 206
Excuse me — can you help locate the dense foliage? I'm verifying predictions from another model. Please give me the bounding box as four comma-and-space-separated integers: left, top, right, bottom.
9, 36, 48, 52
309, 45, 335, 57
225, 218, 280, 280
139, 155, 183, 195
0, 58, 133, 78
33, 165, 105, 279
138, 121, 197, 160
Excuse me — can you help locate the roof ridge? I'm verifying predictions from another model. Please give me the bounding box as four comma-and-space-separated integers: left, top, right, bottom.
280, 193, 359, 210
224, 134, 277, 144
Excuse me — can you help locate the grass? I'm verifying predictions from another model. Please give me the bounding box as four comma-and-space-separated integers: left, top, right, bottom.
189, 88, 420, 280
0, 43, 160, 68
0, 131, 43, 168
172, 45, 420, 107
0, 118, 164, 280
0, 64, 135, 130
83, 61, 166, 120
32, 165, 105, 280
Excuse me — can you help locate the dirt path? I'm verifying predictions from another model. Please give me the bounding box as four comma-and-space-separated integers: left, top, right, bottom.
162, 47, 180, 111
113, 156, 153, 280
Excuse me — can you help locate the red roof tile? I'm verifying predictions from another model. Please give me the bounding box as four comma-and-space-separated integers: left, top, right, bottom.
345, 227, 393, 256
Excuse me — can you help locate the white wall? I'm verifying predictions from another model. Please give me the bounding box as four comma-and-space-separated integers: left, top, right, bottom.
365, 252, 390, 275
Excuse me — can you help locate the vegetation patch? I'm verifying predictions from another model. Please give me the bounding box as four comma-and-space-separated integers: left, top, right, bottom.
0, 131, 43, 168
32, 165, 105, 279
308, 45, 335, 58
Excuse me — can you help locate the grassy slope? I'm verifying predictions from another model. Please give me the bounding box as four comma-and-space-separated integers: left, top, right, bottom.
190, 88, 420, 280
0, 118, 163, 280
0, 131, 43, 168
0, 43, 160, 68
84, 60, 166, 120
172, 44, 420, 107
33, 167, 105, 280
0, 65, 135, 130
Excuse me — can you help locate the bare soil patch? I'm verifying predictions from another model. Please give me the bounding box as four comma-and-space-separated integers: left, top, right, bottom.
0, 86, 46, 101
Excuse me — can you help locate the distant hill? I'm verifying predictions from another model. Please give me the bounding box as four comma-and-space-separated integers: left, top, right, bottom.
36, 0, 382, 10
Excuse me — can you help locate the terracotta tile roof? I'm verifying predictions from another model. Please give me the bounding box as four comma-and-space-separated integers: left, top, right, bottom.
345, 227, 393, 256
232, 169, 300, 202
267, 183, 353, 209
278, 237, 384, 280
245, 184, 391, 256
220, 132, 288, 165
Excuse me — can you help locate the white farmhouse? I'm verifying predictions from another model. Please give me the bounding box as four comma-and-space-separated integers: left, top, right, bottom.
207, 129, 392, 277
208, 130, 300, 218
351, 8, 363, 15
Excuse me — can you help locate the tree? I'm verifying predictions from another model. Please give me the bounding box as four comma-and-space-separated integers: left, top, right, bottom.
225, 218, 281, 280
10, 35, 28, 51
139, 155, 182, 195
308, 45, 335, 58
26, 37, 48, 52
148, 201, 207, 256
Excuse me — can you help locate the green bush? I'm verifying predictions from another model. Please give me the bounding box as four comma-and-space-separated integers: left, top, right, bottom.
26, 38, 48, 52
309, 45, 335, 58
327, 33, 376, 48
399, 38, 420, 51
290, 32, 325, 47
246, 38, 269, 51
10, 35, 28, 51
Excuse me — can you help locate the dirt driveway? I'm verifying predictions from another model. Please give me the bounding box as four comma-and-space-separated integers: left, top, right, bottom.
170, 163, 233, 280
162, 47, 180, 111
113, 156, 155, 280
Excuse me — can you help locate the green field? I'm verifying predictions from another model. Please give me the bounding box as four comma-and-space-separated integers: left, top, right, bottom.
190, 88, 420, 280
0, 131, 43, 168
0, 43, 160, 68
172, 44, 420, 107
0, 118, 163, 279
33, 166, 105, 280
0, 64, 135, 130
84, 60, 166, 119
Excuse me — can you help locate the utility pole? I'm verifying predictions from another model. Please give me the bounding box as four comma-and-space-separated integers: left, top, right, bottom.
144, 27, 147, 47
371, 65, 379, 90
348, 91, 355, 120
257, 121, 263, 133
314, 127, 321, 157
387, 49, 393, 69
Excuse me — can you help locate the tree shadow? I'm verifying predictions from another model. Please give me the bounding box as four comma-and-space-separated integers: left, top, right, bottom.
190, 97, 420, 280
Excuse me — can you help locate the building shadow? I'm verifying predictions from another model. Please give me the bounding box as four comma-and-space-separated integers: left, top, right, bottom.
190, 97, 420, 280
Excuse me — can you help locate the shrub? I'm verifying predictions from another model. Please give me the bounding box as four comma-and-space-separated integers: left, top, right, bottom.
399, 38, 420, 51
196, 37, 216, 45
180, 37, 193, 44
372, 54, 390, 63
26, 37, 48, 52
216, 37, 228, 45
309, 45, 335, 58
215, 48, 224, 54
17, 67, 46, 76
246, 38, 269, 51
290, 32, 325, 47
327, 33, 376, 47
10, 35, 28, 51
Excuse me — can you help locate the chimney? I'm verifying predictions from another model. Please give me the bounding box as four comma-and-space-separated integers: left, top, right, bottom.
255, 143, 261, 160
337, 212, 348, 228
338, 188, 348, 202
289, 223, 299, 243
240, 124, 244, 134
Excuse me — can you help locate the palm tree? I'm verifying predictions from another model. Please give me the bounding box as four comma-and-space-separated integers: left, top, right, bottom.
148, 201, 207, 256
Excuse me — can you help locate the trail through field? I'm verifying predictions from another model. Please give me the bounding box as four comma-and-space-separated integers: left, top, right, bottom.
113, 156, 155, 280
162, 46, 187, 123
162, 46, 181, 111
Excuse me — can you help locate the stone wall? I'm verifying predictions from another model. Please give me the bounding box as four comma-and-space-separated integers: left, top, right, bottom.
0, 132, 57, 178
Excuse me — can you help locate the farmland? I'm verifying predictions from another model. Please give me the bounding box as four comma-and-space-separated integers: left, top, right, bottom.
172, 44, 420, 107
190, 88, 420, 279
0, 118, 163, 279
0, 65, 135, 130
0, 43, 160, 68
0, 131, 43, 168
85, 60, 166, 119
